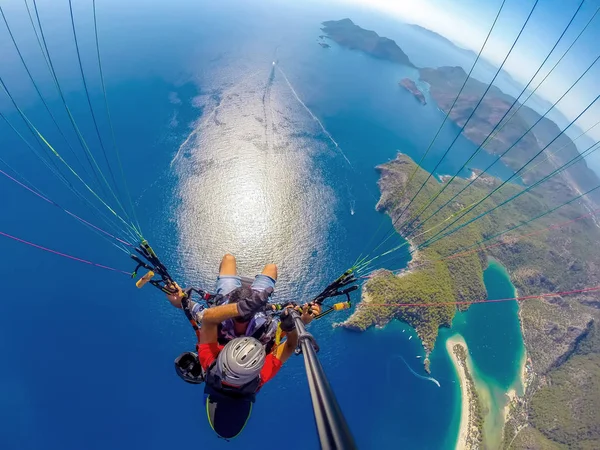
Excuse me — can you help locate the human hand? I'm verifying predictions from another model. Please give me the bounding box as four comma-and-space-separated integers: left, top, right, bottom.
280, 306, 297, 332
301, 302, 321, 325
166, 282, 185, 309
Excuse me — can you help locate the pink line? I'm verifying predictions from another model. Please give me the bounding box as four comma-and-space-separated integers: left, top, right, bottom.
0, 168, 132, 247
0, 230, 131, 275
361, 286, 600, 308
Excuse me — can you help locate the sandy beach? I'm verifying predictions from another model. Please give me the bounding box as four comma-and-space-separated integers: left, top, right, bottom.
503, 389, 517, 423
446, 334, 472, 450
516, 299, 529, 394
447, 334, 484, 450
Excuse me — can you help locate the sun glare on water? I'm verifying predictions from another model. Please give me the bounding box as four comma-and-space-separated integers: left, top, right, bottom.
173, 65, 336, 296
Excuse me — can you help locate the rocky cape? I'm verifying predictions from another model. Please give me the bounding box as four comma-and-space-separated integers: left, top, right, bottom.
321, 19, 415, 68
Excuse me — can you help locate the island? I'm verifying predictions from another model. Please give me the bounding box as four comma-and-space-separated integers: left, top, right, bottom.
321, 19, 416, 68
399, 78, 426, 105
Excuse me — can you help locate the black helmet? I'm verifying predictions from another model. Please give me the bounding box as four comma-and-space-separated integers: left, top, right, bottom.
174, 352, 204, 384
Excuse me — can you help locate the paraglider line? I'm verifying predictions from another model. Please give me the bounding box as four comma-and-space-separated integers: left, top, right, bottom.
361, 285, 600, 308
0, 230, 131, 275
0, 167, 133, 248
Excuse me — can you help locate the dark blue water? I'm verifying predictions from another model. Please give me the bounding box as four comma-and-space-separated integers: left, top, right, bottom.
0, 1, 522, 448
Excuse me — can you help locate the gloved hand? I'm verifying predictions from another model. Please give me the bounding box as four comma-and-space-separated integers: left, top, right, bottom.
280, 307, 297, 332
237, 287, 274, 320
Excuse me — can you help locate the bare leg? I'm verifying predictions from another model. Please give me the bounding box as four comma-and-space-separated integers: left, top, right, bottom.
219, 254, 237, 276
261, 263, 278, 281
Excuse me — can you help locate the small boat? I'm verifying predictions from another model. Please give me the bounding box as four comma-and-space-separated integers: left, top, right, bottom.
416, 356, 421, 359
409, 336, 412, 340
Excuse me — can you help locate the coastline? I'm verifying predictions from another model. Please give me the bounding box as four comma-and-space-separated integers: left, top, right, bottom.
515, 289, 528, 395
500, 290, 531, 446
446, 334, 483, 450
503, 347, 527, 419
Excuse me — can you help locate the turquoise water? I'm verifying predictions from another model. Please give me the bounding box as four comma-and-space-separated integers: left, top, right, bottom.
0, 0, 525, 448
454, 259, 525, 391
436, 259, 526, 446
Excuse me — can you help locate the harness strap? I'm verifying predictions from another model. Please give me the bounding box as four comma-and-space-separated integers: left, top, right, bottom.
275, 323, 283, 348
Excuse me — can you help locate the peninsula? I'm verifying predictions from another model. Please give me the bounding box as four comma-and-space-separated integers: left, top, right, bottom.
447, 335, 484, 449
342, 152, 600, 447
418, 66, 600, 206
399, 78, 426, 105
332, 20, 600, 448
321, 19, 416, 68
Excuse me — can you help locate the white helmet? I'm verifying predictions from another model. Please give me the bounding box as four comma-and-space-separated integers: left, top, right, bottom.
216, 337, 266, 387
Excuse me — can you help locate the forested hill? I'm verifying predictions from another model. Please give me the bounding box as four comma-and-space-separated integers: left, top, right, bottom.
321, 19, 416, 68
344, 154, 600, 351
342, 154, 600, 447
419, 66, 600, 206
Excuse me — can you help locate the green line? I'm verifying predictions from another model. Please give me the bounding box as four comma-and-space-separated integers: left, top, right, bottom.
379, 0, 550, 260
352, 0, 508, 267
67, 0, 130, 225
475, 6, 599, 160
92, 0, 143, 236
397, 53, 600, 247
419, 136, 600, 253
441, 184, 600, 259
359, 99, 600, 272
30, 0, 141, 239
366, 2, 593, 265
360, 182, 600, 276
0, 156, 132, 254
519, 119, 600, 179
0, 77, 139, 237
0, 117, 136, 243
399, 3, 597, 238
22, 0, 108, 197
0, 5, 96, 184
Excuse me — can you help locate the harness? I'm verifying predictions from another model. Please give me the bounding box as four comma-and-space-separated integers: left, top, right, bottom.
130, 241, 359, 447
218, 312, 278, 353
131, 241, 358, 338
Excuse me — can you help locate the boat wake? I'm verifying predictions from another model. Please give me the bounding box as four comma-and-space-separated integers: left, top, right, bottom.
277, 66, 353, 167
388, 355, 441, 387
261, 64, 277, 152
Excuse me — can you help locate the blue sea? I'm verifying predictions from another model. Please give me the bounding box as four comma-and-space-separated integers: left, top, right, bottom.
0, 0, 525, 448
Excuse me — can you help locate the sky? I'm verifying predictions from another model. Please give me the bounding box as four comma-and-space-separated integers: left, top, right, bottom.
1, 0, 597, 139
337, 0, 600, 141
